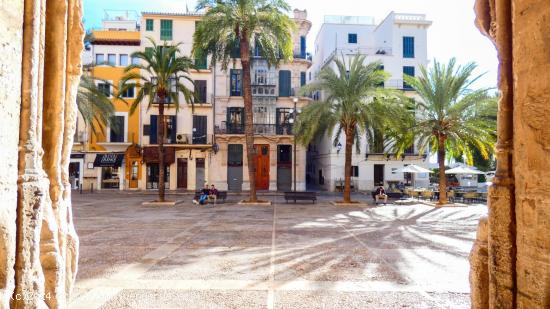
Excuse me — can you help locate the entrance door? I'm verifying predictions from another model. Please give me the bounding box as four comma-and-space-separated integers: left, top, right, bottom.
227, 144, 243, 191
192, 115, 207, 144
69, 162, 81, 189
254, 144, 270, 190
374, 164, 385, 187
277, 145, 292, 191
196, 158, 205, 188
129, 160, 139, 189
177, 158, 188, 189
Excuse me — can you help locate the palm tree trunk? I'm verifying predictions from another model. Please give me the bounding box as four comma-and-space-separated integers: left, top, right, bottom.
158, 97, 165, 202
240, 36, 257, 202
343, 126, 354, 203
437, 135, 447, 205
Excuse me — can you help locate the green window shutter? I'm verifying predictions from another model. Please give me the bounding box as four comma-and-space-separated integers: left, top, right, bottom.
146, 19, 154, 31
230, 39, 240, 58
160, 20, 173, 40
403, 66, 415, 90
278, 70, 291, 97
300, 72, 306, 86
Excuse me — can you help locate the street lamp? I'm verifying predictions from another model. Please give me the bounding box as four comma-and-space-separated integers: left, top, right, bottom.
293, 97, 299, 191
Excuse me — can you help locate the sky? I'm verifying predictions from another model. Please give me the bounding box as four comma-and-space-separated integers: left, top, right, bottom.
83, 0, 498, 89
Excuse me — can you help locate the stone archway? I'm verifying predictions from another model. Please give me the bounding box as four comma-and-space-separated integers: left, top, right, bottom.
470, 0, 550, 308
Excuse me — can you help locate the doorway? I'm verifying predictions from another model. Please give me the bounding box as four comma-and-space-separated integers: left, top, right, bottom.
177, 158, 188, 189
277, 145, 292, 191
69, 161, 82, 189
196, 158, 205, 188
227, 144, 243, 191
128, 160, 139, 189
374, 164, 385, 187
254, 144, 270, 190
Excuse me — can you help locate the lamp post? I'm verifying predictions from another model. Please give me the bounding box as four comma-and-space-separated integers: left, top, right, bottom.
292, 97, 298, 191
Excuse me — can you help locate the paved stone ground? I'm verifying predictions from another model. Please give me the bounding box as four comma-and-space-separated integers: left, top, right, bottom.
70, 192, 486, 309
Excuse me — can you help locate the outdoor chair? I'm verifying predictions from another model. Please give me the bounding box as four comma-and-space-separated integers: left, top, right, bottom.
409, 190, 420, 200
447, 191, 455, 203
421, 190, 434, 201
463, 192, 478, 204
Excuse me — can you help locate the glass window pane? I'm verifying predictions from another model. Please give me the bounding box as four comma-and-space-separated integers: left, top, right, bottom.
146, 19, 154, 31
95, 54, 104, 64
119, 54, 128, 66
108, 54, 116, 65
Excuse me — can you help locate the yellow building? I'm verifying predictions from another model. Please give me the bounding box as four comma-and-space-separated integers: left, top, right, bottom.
72, 11, 143, 190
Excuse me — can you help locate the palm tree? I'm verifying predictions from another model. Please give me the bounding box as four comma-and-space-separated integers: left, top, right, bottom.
192, 0, 295, 202
77, 64, 115, 136
294, 55, 407, 203
399, 58, 496, 205
119, 39, 195, 202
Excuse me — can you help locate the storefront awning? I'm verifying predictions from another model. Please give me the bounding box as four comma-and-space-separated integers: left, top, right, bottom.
94, 153, 124, 167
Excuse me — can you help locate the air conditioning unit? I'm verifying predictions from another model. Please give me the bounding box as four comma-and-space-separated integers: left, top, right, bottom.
176, 134, 188, 144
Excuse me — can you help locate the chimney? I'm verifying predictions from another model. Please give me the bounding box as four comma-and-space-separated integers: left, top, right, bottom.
293, 9, 307, 20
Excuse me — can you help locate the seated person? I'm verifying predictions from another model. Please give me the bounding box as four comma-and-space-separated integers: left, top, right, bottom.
208, 184, 218, 204
374, 186, 388, 205
193, 183, 211, 205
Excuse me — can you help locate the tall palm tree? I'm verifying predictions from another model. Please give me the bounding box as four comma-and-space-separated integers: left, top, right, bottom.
77, 66, 116, 136
192, 0, 295, 202
295, 55, 407, 203
119, 39, 195, 202
399, 58, 497, 205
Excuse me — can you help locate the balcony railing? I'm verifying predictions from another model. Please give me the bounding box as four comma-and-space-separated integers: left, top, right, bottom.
293, 52, 313, 61
215, 122, 293, 135
173, 134, 213, 145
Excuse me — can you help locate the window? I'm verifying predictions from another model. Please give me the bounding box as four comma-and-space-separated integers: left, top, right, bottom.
278, 70, 291, 97
131, 56, 140, 65
377, 65, 384, 87
230, 39, 241, 58
107, 54, 116, 66
300, 72, 306, 86
352, 166, 359, 177
230, 69, 242, 96
109, 115, 125, 143
95, 53, 104, 64
194, 51, 207, 69
97, 82, 110, 97
195, 80, 207, 103
227, 107, 244, 133
120, 84, 135, 98
146, 19, 154, 31
254, 41, 262, 57
348, 33, 357, 44
403, 36, 415, 58
403, 66, 415, 89
160, 19, 173, 40
149, 115, 176, 144
300, 36, 306, 58
276, 108, 292, 135
119, 54, 128, 66
146, 163, 169, 189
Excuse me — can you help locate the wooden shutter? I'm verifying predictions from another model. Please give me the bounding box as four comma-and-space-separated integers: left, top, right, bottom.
150, 115, 158, 144
278, 70, 291, 97
170, 115, 177, 143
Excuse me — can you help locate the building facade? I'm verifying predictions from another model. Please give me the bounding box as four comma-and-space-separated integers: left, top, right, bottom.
74, 11, 143, 191
137, 9, 312, 192
307, 12, 432, 192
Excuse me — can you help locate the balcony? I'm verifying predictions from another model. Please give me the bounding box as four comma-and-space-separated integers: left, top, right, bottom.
384, 79, 415, 91
175, 134, 212, 145
215, 122, 293, 135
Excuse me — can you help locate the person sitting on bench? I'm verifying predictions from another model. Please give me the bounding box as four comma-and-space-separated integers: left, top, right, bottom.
208, 184, 218, 204
374, 185, 388, 205
193, 183, 210, 205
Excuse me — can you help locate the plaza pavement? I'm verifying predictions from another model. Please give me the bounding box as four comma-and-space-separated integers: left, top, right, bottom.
69, 191, 487, 308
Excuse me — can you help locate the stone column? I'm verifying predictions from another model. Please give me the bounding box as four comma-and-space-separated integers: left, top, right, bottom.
471, 0, 550, 308
10, 0, 84, 307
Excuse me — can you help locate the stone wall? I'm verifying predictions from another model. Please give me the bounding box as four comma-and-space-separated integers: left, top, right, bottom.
470, 0, 550, 307
0, 0, 84, 307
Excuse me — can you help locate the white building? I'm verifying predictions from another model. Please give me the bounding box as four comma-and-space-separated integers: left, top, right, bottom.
307, 12, 432, 192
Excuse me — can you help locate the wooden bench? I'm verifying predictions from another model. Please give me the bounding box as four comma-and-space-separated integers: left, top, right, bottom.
194, 191, 227, 204
284, 191, 317, 204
